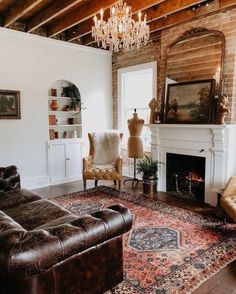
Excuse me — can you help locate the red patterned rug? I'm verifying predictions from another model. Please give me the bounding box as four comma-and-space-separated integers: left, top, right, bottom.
52, 186, 236, 294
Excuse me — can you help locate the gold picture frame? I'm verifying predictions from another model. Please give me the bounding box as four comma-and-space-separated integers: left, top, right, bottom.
0, 90, 21, 119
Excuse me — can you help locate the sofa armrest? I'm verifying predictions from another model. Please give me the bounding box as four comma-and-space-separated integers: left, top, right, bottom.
0, 166, 20, 192
222, 176, 236, 198
116, 156, 123, 174
0, 204, 133, 277
83, 155, 93, 172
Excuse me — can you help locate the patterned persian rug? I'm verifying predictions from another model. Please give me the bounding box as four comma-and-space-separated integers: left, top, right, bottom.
52, 186, 236, 294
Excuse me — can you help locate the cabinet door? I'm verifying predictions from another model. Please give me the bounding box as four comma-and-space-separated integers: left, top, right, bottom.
67, 141, 82, 180
49, 142, 67, 182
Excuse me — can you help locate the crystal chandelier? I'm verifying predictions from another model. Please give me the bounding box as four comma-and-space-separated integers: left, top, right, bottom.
92, 0, 150, 52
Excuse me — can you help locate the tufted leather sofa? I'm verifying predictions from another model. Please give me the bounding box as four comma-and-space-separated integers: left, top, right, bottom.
0, 166, 133, 294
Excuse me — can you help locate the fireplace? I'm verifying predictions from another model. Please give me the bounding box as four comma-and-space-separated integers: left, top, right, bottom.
166, 153, 206, 203
147, 124, 236, 206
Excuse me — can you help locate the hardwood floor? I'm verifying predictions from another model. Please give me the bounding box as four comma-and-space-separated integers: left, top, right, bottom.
33, 179, 236, 294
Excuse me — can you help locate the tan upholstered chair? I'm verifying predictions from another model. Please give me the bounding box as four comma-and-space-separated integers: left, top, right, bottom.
83, 132, 123, 190
221, 176, 236, 222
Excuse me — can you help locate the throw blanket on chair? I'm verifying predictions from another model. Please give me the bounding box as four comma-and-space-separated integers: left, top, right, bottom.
93, 132, 121, 165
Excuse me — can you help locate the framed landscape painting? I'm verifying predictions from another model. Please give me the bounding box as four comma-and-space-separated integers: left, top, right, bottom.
0, 90, 21, 119
165, 79, 215, 124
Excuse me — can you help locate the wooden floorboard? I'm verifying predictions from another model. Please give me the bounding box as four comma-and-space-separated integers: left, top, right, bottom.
33, 179, 236, 294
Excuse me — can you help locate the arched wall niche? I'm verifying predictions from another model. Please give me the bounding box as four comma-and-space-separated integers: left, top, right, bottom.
48, 79, 82, 140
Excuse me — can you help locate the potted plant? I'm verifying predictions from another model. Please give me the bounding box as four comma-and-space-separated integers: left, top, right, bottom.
136, 155, 162, 195
62, 84, 81, 111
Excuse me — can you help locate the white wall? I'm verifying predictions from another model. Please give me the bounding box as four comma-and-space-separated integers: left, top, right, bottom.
0, 28, 112, 188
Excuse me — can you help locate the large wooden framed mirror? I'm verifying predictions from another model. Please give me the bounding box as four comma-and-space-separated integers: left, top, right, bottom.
163, 28, 225, 124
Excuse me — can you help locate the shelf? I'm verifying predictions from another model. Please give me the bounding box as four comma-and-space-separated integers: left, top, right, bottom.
48, 96, 72, 100
49, 124, 82, 128
49, 138, 84, 143
49, 110, 80, 114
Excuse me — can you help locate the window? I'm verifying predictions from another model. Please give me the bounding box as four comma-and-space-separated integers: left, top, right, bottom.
118, 62, 157, 150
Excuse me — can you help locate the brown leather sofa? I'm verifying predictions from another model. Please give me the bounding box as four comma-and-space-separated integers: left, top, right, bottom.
0, 166, 133, 294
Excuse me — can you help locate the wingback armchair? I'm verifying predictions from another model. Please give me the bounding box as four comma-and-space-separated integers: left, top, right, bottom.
83, 132, 123, 190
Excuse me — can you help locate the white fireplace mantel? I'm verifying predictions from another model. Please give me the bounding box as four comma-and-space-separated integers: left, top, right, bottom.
147, 124, 236, 206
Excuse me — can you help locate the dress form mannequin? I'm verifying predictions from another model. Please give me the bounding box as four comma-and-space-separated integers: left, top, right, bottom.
124, 109, 144, 186
127, 110, 144, 158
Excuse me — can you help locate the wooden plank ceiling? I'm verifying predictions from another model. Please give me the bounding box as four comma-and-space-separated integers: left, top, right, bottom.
0, 0, 235, 49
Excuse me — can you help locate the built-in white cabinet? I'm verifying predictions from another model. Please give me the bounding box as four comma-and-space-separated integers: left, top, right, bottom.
47, 79, 83, 185
48, 139, 83, 184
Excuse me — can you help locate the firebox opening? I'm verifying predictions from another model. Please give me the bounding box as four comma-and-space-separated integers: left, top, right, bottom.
166, 153, 206, 203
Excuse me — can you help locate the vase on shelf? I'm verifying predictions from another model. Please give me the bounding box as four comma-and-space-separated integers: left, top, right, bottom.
50, 89, 57, 96
50, 100, 59, 111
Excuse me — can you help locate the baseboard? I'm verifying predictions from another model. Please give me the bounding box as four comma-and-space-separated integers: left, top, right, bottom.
21, 176, 49, 190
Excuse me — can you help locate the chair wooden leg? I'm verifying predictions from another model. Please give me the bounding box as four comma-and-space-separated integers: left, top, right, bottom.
83, 180, 86, 190
95, 180, 98, 187
118, 180, 121, 190
113, 180, 117, 186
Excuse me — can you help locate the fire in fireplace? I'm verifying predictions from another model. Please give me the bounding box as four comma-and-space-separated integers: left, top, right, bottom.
166, 153, 206, 202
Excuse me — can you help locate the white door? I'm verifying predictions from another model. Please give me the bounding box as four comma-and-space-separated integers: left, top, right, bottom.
49, 142, 67, 182
67, 141, 82, 180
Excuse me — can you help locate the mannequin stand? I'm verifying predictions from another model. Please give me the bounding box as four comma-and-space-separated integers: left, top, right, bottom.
123, 158, 142, 187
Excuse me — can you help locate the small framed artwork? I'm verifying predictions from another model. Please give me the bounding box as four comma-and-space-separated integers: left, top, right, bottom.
0, 90, 21, 119
165, 79, 215, 124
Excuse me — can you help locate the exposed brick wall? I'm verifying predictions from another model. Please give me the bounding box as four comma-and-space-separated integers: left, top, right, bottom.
112, 6, 236, 125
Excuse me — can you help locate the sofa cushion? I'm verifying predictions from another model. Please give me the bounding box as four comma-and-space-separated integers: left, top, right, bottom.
0, 188, 41, 211
35, 214, 78, 230
0, 210, 25, 234
4, 199, 71, 230
0, 165, 20, 192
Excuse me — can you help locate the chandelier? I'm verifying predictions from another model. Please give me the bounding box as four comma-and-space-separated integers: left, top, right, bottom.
92, 0, 150, 52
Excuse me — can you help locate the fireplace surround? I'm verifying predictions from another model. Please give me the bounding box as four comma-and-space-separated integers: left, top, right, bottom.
148, 124, 236, 206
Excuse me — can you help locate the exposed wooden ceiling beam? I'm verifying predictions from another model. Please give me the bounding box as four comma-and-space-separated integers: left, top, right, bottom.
79, 33, 95, 46
27, 0, 83, 33
219, 0, 236, 8
142, 0, 206, 22
4, 0, 44, 28
66, 0, 165, 42
51, 0, 165, 39
48, 0, 116, 37
81, 0, 233, 48
66, 0, 206, 42
149, 0, 236, 33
